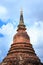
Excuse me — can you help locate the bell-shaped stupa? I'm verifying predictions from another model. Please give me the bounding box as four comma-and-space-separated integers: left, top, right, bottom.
1, 10, 42, 65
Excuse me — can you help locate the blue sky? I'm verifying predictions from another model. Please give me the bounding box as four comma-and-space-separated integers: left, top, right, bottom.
0, 0, 43, 63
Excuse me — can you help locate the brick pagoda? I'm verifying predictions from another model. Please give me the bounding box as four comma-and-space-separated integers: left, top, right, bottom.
1, 10, 42, 65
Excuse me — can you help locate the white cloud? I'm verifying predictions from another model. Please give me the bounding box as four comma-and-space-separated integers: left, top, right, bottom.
0, 6, 7, 14
27, 21, 43, 45
0, 6, 8, 20
27, 21, 43, 62
0, 23, 16, 36
28, 28, 38, 45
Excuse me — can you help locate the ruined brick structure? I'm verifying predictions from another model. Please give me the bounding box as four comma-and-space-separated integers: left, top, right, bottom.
1, 10, 42, 65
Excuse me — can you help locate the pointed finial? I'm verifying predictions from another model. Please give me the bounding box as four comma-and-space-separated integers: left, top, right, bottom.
20, 8, 23, 15
17, 9, 26, 31
19, 8, 24, 25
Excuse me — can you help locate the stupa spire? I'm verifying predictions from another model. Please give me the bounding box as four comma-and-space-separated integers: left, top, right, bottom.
19, 8, 24, 25
17, 9, 26, 31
